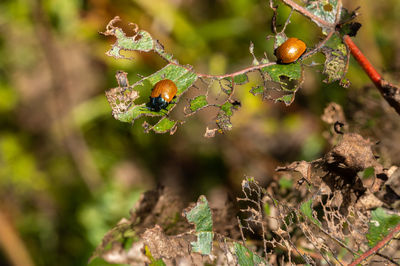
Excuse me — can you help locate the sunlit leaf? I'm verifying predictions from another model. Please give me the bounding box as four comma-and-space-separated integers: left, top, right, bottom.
185, 195, 213, 232
275, 94, 295, 106
106, 64, 197, 132
234, 242, 266, 266
367, 208, 400, 247
189, 95, 208, 112
184, 195, 213, 255
151, 118, 178, 134
103, 17, 154, 59
305, 0, 340, 34
262, 63, 302, 84
220, 102, 234, 116
321, 34, 349, 86
233, 73, 249, 85
191, 232, 213, 254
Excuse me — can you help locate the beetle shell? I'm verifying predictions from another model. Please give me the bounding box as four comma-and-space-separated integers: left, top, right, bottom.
275, 37, 306, 64
150, 79, 177, 102
149, 79, 178, 111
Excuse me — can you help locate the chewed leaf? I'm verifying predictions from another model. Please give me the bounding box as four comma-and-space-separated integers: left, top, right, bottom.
262, 63, 302, 84
306, 0, 340, 34
220, 102, 234, 116
148, 117, 179, 134
250, 86, 264, 96
189, 95, 208, 112
90, 222, 140, 263
191, 232, 213, 255
366, 208, 400, 247
105, 71, 140, 122
234, 242, 266, 266
252, 63, 303, 105
275, 94, 295, 106
322, 34, 349, 86
102, 17, 154, 59
215, 101, 241, 133
233, 73, 249, 85
106, 64, 197, 129
185, 195, 213, 232
184, 195, 214, 255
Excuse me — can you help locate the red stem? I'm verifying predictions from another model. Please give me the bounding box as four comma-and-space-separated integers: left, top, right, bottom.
343, 35, 382, 87
281, 0, 334, 28
349, 222, 400, 266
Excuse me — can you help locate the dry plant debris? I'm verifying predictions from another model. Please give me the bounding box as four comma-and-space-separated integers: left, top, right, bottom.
92, 104, 400, 264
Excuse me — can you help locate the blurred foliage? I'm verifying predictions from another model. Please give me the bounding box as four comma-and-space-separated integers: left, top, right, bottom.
0, 0, 399, 265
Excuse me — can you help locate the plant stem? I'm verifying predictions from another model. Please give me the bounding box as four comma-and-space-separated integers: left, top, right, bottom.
349, 222, 400, 265
343, 35, 382, 86
344, 35, 400, 115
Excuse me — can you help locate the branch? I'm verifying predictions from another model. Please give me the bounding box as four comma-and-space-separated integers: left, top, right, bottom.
281, 0, 334, 28
349, 222, 400, 266
195, 62, 276, 79
0, 210, 34, 266
343, 35, 400, 115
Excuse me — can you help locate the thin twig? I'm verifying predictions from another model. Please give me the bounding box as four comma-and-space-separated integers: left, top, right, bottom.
349, 222, 400, 266
169, 60, 276, 79
281, 0, 334, 28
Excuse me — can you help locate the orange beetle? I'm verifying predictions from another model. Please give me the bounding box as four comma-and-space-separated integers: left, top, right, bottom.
148, 79, 178, 111
275, 37, 307, 64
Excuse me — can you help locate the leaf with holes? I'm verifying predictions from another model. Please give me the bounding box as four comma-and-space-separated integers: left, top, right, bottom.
184, 195, 213, 255
306, 0, 340, 34
189, 95, 209, 112
233, 73, 249, 85
105, 64, 197, 134
322, 33, 349, 87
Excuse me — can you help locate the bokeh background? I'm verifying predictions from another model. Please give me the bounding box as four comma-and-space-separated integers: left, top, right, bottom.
0, 0, 399, 265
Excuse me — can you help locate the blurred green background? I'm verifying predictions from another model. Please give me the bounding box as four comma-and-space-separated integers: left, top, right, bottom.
0, 0, 399, 265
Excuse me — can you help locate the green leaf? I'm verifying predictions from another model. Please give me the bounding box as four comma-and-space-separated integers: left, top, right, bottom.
262, 63, 302, 84
305, 0, 339, 34
233, 74, 249, 85
185, 195, 213, 232
191, 232, 213, 254
107, 64, 197, 123
366, 208, 400, 247
278, 178, 293, 189
362, 167, 375, 179
220, 102, 234, 116
322, 33, 348, 85
103, 17, 154, 59
189, 95, 208, 112
250, 86, 264, 96
145, 246, 166, 266
184, 195, 214, 255
300, 199, 321, 227
275, 94, 295, 106
275, 33, 287, 47
152, 118, 178, 134
234, 242, 265, 266
216, 101, 241, 133
264, 203, 270, 216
